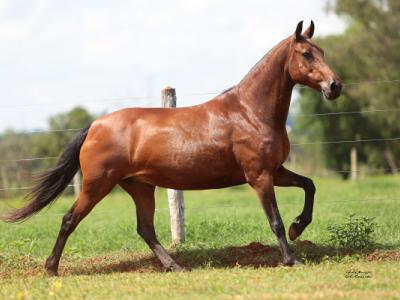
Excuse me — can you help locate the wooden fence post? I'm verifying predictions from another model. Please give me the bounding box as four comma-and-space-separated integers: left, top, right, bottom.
161, 86, 185, 245
1, 166, 9, 198
73, 172, 81, 197
350, 147, 358, 181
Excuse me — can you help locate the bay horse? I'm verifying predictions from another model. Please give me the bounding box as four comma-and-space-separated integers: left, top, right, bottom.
2, 21, 342, 276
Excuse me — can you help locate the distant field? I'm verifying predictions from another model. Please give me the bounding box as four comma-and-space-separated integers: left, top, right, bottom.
0, 176, 399, 299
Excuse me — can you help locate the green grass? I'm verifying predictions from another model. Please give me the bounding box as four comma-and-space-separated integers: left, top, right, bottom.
1, 262, 400, 300
0, 176, 399, 299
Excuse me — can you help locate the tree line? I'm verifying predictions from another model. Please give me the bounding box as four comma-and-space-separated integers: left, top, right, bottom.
0, 107, 95, 198
292, 0, 399, 177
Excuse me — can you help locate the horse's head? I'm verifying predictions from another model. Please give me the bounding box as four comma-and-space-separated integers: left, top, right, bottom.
287, 21, 342, 100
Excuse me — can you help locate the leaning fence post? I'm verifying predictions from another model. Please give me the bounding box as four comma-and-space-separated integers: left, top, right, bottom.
161, 86, 185, 245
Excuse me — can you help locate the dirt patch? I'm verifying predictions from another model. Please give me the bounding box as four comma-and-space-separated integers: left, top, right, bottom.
0, 253, 163, 279
224, 242, 280, 267
0, 265, 44, 279
63, 254, 163, 276
228, 242, 274, 255
295, 240, 316, 248
0, 243, 282, 278
367, 250, 400, 262
0, 255, 44, 279
49, 242, 282, 276
3, 242, 397, 278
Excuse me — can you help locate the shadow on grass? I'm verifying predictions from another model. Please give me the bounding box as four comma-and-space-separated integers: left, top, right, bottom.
64, 241, 398, 276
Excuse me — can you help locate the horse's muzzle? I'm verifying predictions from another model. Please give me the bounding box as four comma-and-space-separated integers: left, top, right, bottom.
322, 80, 342, 100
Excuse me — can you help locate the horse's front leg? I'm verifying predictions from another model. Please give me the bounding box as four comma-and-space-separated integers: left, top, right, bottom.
249, 171, 301, 265
274, 166, 315, 241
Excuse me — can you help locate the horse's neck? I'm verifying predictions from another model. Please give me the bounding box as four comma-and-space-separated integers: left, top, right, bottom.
238, 39, 294, 128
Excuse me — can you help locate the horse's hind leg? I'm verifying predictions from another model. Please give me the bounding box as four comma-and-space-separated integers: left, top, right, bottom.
274, 166, 316, 241
120, 181, 183, 272
45, 176, 116, 276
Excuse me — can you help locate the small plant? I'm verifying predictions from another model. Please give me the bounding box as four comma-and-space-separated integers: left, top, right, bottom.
327, 214, 377, 250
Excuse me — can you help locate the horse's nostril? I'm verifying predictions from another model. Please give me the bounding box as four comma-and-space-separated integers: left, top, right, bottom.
330, 81, 338, 91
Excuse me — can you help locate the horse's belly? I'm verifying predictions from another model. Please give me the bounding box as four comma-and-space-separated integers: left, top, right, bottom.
131, 152, 246, 190
146, 171, 246, 190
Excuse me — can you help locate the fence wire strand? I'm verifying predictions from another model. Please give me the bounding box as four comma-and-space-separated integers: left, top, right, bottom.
1, 166, 399, 192
0, 156, 58, 163
0, 137, 399, 165
0, 184, 75, 192
1, 196, 398, 218
0, 78, 399, 110
13, 106, 400, 135
298, 107, 400, 117
292, 137, 400, 146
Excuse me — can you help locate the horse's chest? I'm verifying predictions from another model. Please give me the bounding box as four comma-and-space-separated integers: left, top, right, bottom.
259, 136, 288, 161
234, 132, 290, 170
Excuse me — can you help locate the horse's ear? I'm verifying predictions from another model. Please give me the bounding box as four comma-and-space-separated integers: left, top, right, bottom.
304, 20, 315, 39
295, 21, 303, 42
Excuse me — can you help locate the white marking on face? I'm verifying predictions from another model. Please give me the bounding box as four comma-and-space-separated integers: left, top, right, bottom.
319, 81, 329, 91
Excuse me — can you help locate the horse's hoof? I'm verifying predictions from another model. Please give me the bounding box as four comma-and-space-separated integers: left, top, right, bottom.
45, 260, 59, 276
46, 268, 59, 277
292, 259, 304, 266
288, 223, 299, 241
283, 258, 303, 267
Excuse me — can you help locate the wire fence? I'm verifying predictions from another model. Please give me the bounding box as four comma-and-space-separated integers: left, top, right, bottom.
298, 107, 400, 117
0, 78, 399, 193
0, 136, 398, 165
0, 78, 398, 135
0, 78, 399, 111
292, 137, 400, 146
0, 165, 398, 194
6, 106, 400, 136
0, 156, 58, 163
1, 194, 398, 218
13, 106, 400, 136
0, 184, 75, 192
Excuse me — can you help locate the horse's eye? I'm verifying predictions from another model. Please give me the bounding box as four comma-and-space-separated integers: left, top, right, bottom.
302, 52, 312, 60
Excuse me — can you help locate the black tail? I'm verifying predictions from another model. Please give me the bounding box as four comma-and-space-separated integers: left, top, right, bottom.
1, 125, 91, 223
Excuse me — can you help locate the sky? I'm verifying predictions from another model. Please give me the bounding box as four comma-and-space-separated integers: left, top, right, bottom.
0, 0, 346, 131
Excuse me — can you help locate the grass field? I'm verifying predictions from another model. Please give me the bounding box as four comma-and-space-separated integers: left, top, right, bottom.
0, 176, 399, 299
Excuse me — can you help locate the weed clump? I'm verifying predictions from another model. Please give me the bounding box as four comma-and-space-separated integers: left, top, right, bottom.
327, 214, 377, 250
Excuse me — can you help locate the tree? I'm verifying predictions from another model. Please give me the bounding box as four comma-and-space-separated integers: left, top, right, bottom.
293, 0, 400, 176
30, 107, 94, 165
